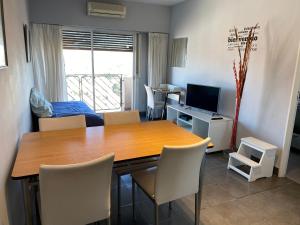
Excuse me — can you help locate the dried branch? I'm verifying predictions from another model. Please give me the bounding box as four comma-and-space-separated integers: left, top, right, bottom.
230, 24, 258, 151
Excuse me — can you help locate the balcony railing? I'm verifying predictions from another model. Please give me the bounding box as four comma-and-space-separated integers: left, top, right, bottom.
66, 74, 123, 112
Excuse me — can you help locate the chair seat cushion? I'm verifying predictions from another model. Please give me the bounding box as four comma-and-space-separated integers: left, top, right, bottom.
132, 167, 157, 198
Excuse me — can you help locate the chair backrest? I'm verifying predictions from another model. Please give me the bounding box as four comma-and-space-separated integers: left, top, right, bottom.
159, 84, 181, 92
104, 111, 141, 126
39, 153, 115, 225
154, 138, 211, 205
159, 84, 182, 102
39, 115, 86, 131
144, 85, 155, 108
159, 84, 168, 89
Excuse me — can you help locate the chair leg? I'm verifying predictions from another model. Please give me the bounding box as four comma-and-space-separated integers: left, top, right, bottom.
195, 193, 200, 225
161, 108, 165, 120
148, 107, 151, 120
155, 204, 159, 225
195, 158, 205, 225
146, 107, 148, 119
146, 107, 150, 120
132, 179, 135, 221
33, 184, 41, 225
169, 201, 172, 211
167, 201, 172, 218
150, 108, 154, 120
117, 175, 121, 223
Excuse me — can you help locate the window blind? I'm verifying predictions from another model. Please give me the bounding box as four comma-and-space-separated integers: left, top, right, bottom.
63, 30, 91, 50
63, 30, 133, 52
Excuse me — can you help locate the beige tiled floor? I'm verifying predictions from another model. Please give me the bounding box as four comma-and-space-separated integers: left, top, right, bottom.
112, 152, 300, 225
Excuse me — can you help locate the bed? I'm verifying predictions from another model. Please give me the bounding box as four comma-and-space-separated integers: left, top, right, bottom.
32, 101, 104, 131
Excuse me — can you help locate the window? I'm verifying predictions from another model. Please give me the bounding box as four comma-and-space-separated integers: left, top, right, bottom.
63, 30, 134, 112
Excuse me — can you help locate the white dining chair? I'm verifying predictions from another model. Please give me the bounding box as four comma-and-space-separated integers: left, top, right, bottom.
38, 115, 86, 131
103, 111, 140, 126
144, 85, 165, 120
39, 153, 115, 225
131, 138, 211, 225
103, 110, 157, 223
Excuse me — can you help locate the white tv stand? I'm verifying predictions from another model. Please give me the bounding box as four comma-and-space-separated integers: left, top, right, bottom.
167, 105, 233, 153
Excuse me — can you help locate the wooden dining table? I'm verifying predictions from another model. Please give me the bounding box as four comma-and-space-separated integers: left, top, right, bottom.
12, 120, 213, 225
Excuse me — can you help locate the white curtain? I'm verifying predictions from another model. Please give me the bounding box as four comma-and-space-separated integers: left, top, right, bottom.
148, 33, 169, 88
31, 23, 67, 101
133, 32, 148, 111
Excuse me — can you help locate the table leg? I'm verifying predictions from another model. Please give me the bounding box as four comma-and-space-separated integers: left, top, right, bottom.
22, 178, 33, 225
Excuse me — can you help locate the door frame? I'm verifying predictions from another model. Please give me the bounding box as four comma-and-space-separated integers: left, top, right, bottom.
132, 33, 139, 111
279, 41, 300, 177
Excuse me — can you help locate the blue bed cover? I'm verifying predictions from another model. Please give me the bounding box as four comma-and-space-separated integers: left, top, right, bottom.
51, 101, 104, 127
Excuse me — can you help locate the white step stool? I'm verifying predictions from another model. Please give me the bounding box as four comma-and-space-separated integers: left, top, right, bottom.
227, 137, 277, 182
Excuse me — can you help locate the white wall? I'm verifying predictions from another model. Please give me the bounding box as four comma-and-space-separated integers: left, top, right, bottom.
28, 0, 171, 33
169, 0, 300, 166
0, 0, 34, 224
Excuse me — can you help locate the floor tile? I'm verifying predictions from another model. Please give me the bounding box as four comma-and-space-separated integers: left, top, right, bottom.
112, 152, 300, 225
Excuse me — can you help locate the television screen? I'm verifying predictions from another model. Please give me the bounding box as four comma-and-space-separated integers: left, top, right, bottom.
186, 84, 220, 112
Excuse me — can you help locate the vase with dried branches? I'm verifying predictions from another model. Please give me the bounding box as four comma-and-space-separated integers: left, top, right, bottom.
230, 24, 258, 151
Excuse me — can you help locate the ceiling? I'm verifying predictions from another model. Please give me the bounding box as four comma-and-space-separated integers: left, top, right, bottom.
125, 0, 186, 6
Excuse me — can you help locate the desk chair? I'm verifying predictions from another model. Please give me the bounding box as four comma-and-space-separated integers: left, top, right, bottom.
144, 85, 165, 120
131, 138, 211, 225
103, 111, 140, 125
38, 115, 86, 131
39, 153, 114, 225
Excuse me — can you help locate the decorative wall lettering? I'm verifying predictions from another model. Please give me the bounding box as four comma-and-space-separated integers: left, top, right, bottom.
227, 25, 260, 51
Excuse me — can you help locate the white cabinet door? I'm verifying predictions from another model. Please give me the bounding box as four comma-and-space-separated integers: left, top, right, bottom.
207, 120, 233, 153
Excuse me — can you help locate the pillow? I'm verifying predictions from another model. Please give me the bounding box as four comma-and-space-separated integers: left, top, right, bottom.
30, 88, 53, 118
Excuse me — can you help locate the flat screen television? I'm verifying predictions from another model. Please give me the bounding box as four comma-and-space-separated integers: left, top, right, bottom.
186, 84, 220, 113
